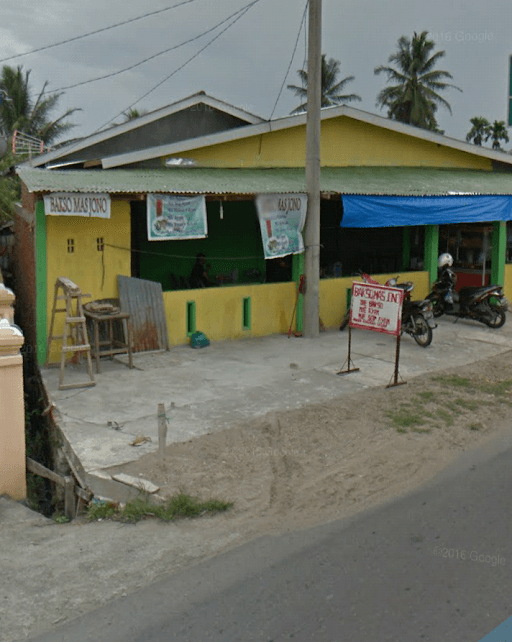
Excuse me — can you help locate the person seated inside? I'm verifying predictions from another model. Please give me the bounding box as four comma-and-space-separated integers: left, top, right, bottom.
190, 253, 216, 288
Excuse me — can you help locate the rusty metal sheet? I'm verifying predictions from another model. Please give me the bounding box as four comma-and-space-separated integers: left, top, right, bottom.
117, 276, 169, 352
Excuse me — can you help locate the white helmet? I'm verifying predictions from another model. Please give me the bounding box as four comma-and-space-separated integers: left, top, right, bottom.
438, 253, 453, 268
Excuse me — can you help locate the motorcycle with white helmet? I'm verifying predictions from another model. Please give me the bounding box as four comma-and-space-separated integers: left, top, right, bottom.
427, 253, 508, 328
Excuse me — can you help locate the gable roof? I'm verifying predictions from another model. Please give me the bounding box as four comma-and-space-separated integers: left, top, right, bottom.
101, 104, 512, 169
27, 92, 265, 169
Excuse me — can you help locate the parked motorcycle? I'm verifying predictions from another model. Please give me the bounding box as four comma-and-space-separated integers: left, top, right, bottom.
427, 264, 507, 328
340, 272, 436, 347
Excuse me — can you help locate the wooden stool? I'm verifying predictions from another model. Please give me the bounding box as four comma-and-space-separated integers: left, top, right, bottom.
84, 299, 133, 374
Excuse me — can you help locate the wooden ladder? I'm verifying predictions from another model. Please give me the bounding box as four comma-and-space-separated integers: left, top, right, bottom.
46, 277, 96, 390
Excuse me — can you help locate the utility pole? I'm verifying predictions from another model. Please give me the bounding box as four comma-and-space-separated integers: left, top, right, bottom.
303, 0, 322, 338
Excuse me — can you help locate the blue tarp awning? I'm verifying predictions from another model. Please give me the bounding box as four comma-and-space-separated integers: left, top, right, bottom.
341, 195, 512, 228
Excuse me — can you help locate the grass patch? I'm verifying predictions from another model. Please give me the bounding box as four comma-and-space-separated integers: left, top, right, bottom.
432, 375, 473, 388
416, 391, 435, 402
436, 408, 454, 426
411, 427, 432, 434
470, 423, 483, 431
386, 408, 425, 430
453, 398, 480, 412
87, 492, 233, 523
479, 379, 512, 397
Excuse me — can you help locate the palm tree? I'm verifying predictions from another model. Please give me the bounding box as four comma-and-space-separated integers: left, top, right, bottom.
486, 120, 509, 150
0, 65, 79, 145
374, 31, 461, 131
465, 117, 491, 146
287, 54, 361, 115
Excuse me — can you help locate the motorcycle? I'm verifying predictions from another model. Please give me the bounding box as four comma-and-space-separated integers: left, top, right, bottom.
340, 272, 436, 347
427, 266, 507, 328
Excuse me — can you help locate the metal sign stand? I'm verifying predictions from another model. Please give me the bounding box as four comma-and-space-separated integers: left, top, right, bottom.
387, 333, 406, 388
337, 324, 360, 376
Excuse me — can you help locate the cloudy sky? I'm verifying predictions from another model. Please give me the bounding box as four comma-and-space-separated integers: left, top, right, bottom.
1, 0, 510, 146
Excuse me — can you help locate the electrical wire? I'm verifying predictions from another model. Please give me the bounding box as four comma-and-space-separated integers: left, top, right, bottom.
43, 0, 261, 96
0, 0, 199, 64
85, 0, 262, 137
268, 0, 308, 121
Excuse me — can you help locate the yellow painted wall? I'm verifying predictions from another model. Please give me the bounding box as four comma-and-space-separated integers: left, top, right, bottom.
163, 282, 296, 345
165, 117, 492, 170
45, 200, 131, 363
319, 271, 431, 328
504, 264, 512, 303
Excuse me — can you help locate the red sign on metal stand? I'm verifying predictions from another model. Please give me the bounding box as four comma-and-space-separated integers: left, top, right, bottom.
338, 282, 405, 386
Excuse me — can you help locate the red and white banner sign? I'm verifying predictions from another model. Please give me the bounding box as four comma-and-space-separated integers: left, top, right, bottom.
349, 282, 404, 336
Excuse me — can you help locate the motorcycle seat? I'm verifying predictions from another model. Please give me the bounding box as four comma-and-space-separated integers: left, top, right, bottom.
459, 285, 499, 298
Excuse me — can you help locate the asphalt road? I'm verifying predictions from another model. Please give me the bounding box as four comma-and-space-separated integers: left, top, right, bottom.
26, 432, 512, 642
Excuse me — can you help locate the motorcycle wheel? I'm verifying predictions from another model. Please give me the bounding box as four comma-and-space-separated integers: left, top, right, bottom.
339, 312, 350, 331
412, 315, 433, 347
484, 305, 506, 329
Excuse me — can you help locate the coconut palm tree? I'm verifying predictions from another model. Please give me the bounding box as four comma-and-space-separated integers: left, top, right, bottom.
287, 54, 361, 115
374, 31, 461, 131
465, 117, 491, 146
486, 120, 509, 150
0, 65, 79, 145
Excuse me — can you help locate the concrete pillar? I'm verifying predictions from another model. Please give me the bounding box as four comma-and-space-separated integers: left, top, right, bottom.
0, 284, 15, 323
0, 318, 26, 500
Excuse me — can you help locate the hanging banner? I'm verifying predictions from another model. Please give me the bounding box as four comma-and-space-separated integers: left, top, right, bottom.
44, 193, 111, 218
349, 282, 404, 336
255, 193, 307, 259
147, 194, 207, 241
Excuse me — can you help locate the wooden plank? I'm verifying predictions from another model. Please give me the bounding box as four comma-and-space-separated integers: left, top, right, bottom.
26, 457, 65, 487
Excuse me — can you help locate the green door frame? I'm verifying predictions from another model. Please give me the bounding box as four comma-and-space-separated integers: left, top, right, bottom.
35, 200, 47, 365
424, 225, 439, 287
292, 252, 304, 333
491, 221, 506, 285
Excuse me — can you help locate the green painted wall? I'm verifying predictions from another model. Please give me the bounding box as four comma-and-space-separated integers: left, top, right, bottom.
132, 200, 266, 289
35, 200, 47, 365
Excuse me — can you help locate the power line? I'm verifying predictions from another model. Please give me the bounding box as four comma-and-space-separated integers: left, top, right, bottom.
0, 0, 198, 65
268, 0, 308, 121
88, 0, 262, 137
43, 1, 261, 96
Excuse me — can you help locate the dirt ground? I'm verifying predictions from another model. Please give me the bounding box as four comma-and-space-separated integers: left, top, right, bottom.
4, 351, 512, 642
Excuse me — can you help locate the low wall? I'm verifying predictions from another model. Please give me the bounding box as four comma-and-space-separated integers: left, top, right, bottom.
161, 272, 431, 345
0, 294, 26, 500
163, 281, 297, 345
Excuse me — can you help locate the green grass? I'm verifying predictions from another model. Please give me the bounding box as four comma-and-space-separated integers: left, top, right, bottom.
87, 492, 233, 523
436, 408, 454, 426
453, 398, 480, 412
386, 408, 425, 431
479, 379, 512, 397
411, 427, 432, 434
416, 391, 435, 402
470, 423, 483, 431
432, 375, 473, 388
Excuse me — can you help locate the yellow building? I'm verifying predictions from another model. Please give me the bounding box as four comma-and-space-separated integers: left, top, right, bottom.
15, 103, 512, 363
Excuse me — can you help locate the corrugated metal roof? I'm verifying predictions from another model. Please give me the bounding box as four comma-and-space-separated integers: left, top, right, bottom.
16, 166, 512, 196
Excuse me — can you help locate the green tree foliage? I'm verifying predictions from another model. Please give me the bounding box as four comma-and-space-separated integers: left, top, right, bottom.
0, 65, 80, 145
487, 120, 509, 150
0, 152, 21, 222
287, 54, 361, 115
374, 31, 461, 131
465, 117, 491, 146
